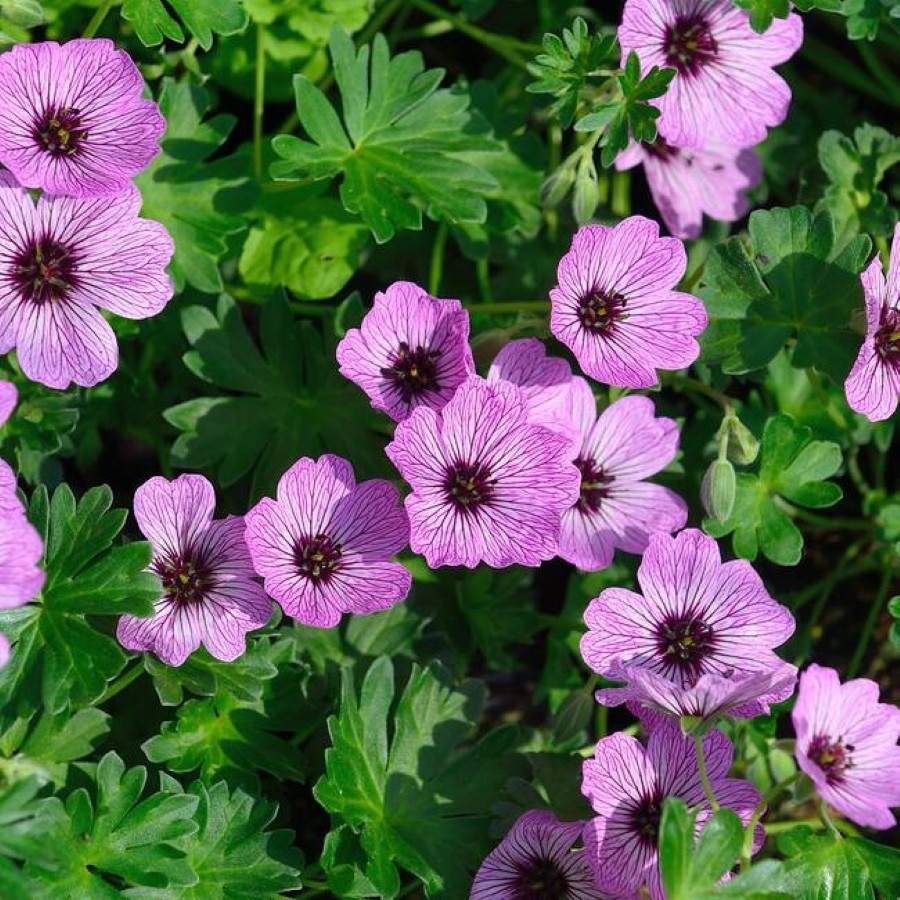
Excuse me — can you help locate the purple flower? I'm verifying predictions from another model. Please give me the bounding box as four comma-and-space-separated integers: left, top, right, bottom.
581, 529, 796, 722
0, 380, 15, 428
471, 810, 607, 900
845, 223, 900, 422
386, 375, 580, 569
792, 664, 900, 830
336, 281, 475, 422
549, 217, 707, 388
245, 454, 411, 628
0, 39, 164, 197
0, 173, 174, 390
616, 139, 762, 239
582, 725, 762, 899
619, 0, 803, 149
560, 384, 687, 571
116, 475, 271, 667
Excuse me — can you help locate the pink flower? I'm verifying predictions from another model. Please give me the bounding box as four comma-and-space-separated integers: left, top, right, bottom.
336, 281, 474, 423
582, 725, 762, 899
549, 217, 707, 388
245, 454, 411, 628
581, 529, 796, 722
619, 0, 803, 148
792, 664, 900, 830
560, 382, 687, 571
844, 222, 900, 422
616, 139, 761, 239
116, 474, 271, 667
0, 39, 164, 197
0, 173, 174, 390
471, 810, 607, 900
386, 375, 580, 569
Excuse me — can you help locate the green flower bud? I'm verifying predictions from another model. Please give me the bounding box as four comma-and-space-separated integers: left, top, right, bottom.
701, 458, 736, 522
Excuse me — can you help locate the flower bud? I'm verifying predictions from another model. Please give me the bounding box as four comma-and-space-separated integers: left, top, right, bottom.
723, 415, 759, 465
572, 158, 599, 224
540, 166, 575, 208
701, 458, 736, 522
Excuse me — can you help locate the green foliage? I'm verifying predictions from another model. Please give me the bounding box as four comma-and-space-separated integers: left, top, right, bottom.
526, 17, 617, 128
889, 595, 900, 648
705, 414, 843, 565
818, 125, 900, 242
0, 0, 42, 44
164, 294, 382, 500
0, 777, 44, 899
314, 656, 529, 897
0, 485, 160, 718
122, 0, 247, 50
575, 51, 675, 167
700, 206, 872, 382
734, 0, 791, 32
271, 26, 501, 243
135, 80, 252, 293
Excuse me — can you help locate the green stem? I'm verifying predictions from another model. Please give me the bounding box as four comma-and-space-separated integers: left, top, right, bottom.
97, 662, 144, 705
740, 798, 767, 870
694, 734, 719, 812
463, 301, 548, 315
476, 258, 494, 304
847, 562, 896, 678
254, 23, 266, 181
819, 801, 843, 840
665, 374, 730, 410
805, 540, 865, 636
231, 288, 335, 318
856, 42, 900, 101
781, 502, 873, 533
801, 35, 900, 109
82, 0, 117, 38
429, 223, 448, 296
610, 170, 631, 217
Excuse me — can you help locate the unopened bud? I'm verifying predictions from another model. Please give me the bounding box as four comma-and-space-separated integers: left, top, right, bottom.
701, 458, 736, 522
722, 415, 759, 465
572, 159, 599, 224
540, 166, 575, 208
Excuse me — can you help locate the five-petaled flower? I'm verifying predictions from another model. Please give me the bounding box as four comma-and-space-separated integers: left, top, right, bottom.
336, 280, 475, 423
550, 217, 707, 388
581, 528, 797, 723
0, 39, 165, 197
245, 454, 412, 628
792, 663, 900, 830
845, 222, 900, 422
0, 173, 174, 389
471, 810, 606, 900
618, 0, 803, 148
386, 375, 580, 569
116, 474, 272, 667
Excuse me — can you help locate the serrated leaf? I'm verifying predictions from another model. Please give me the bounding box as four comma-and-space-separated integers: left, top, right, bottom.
122, 0, 247, 50
734, 0, 791, 32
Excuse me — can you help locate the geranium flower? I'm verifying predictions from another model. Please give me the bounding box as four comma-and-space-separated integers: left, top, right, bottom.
336, 280, 474, 422
560, 381, 687, 571
792, 664, 900, 829
619, 0, 803, 148
0, 39, 164, 197
582, 725, 762, 899
581, 529, 797, 722
845, 222, 900, 422
0, 173, 174, 389
471, 810, 606, 900
117, 474, 271, 667
386, 375, 580, 569
549, 217, 707, 388
245, 454, 411, 627
616, 139, 761, 239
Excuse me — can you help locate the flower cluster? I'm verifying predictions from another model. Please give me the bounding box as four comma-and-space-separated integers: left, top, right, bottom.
617, 0, 802, 238
0, 39, 172, 389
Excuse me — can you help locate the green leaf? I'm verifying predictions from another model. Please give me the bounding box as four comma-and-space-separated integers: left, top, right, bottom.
164, 294, 384, 499
699, 206, 872, 382
24, 752, 199, 896
733, 0, 791, 32
122, 0, 247, 50
135, 80, 253, 293
0, 485, 160, 717
314, 657, 529, 897
272, 25, 500, 243
0, 0, 42, 46
704, 414, 843, 565
178, 781, 304, 898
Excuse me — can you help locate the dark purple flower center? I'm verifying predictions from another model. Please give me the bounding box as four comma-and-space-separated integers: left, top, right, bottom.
11, 239, 77, 304
664, 14, 719, 77
154, 552, 212, 605
874, 305, 900, 368
656, 615, 715, 680
381, 341, 441, 402
628, 791, 665, 848
443, 461, 495, 512
34, 106, 89, 156
294, 533, 342, 584
511, 855, 571, 899
807, 733, 854, 785
575, 456, 614, 513
577, 288, 627, 335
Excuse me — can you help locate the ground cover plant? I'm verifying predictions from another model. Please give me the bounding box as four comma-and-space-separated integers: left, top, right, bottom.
0, 0, 899, 896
